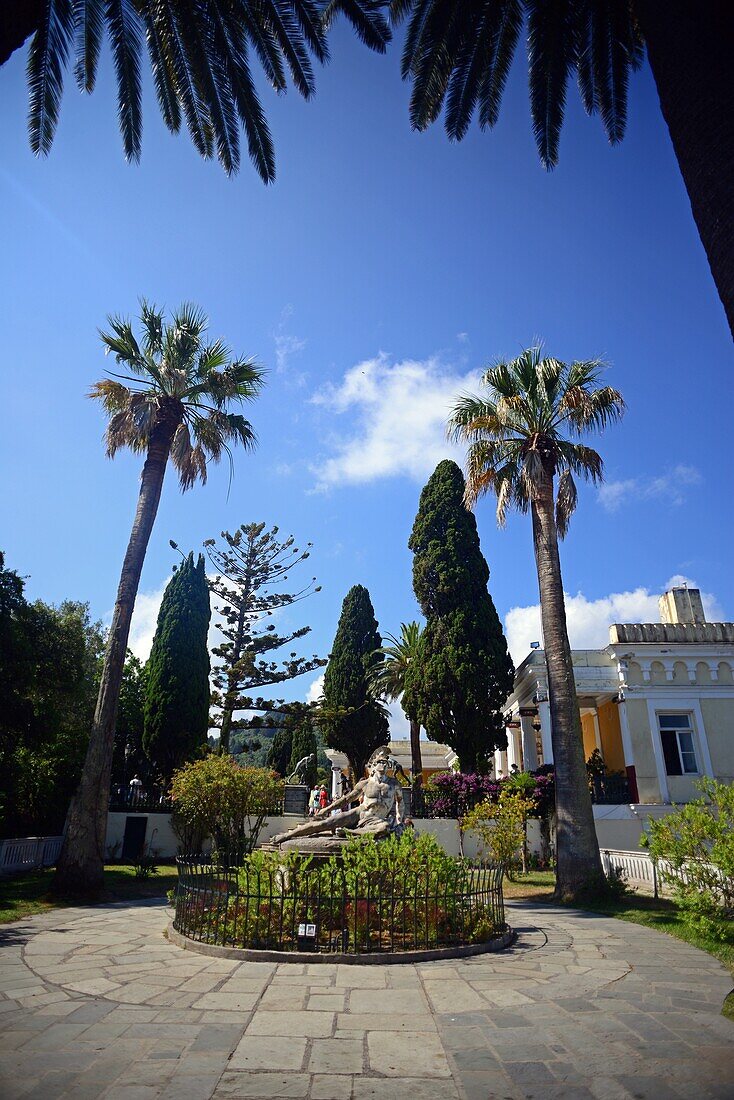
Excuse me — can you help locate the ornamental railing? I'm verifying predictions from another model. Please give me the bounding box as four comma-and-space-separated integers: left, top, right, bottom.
589, 774, 630, 805
174, 857, 506, 955
108, 788, 173, 813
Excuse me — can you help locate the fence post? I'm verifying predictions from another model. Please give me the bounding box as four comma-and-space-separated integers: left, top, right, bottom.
652, 858, 658, 900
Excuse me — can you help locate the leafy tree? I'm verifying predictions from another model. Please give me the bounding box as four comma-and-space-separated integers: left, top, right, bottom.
54, 302, 263, 897
0, 555, 105, 837
1, 0, 390, 178
111, 651, 147, 787
320, 584, 389, 779
389, 2, 734, 338
370, 621, 424, 785
407, 460, 514, 775
448, 345, 624, 902
143, 553, 211, 781
170, 756, 284, 863
206, 523, 325, 755
287, 714, 319, 787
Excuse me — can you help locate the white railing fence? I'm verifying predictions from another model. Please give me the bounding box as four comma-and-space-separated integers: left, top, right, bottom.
0, 836, 64, 875
601, 848, 659, 894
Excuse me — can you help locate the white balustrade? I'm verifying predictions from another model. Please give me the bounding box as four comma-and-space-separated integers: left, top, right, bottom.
0, 835, 63, 875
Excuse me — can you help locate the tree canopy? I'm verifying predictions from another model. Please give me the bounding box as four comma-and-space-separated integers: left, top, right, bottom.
408, 460, 514, 773
143, 553, 211, 781
320, 584, 389, 778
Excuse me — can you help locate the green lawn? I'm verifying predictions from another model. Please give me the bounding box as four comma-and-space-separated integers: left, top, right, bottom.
0, 864, 178, 925
506, 870, 734, 1021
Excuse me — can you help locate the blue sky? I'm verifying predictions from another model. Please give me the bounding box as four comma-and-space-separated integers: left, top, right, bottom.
1, 25, 731, 732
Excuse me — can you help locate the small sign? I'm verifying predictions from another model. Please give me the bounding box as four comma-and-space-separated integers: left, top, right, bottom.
297, 922, 317, 951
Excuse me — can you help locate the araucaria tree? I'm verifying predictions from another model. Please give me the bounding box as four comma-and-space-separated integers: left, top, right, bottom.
54, 302, 263, 897
206, 524, 325, 756
143, 554, 211, 781
371, 622, 424, 786
448, 346, 625, 903
408, 460, 514, 774
321, 585, 389, 779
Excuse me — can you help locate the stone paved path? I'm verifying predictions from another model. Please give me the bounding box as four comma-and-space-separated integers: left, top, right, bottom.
0, 898, 732, 1100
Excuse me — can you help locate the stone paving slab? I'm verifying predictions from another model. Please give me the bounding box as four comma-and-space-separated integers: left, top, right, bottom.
0, 898, 732, 1099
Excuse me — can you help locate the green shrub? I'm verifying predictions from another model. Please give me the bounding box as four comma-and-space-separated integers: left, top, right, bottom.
642, 778, 734, 938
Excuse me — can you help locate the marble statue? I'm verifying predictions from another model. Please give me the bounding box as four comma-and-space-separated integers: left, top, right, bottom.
270, 745, 404, 846
286, 753, 317, 784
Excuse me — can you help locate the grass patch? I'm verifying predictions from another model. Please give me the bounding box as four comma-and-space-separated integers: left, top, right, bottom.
0, 864, 178, 925
502, 869, 556, 900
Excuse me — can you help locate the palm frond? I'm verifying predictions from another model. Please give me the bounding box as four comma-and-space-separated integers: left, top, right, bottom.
526, 0, 576, 169
89, 378, 132, 413
178, 0, 240, 174
322, 0, 391, 54
408, 0, 467, 131
106, 0, 143, 162
155, 0, 214, 159
397, 0, 433, 80
28, 0, 75, 155
257, 0, 316, 98
555, 467, 577, 537
141, 3, 182, 132
591, 0, 637, 145
73, 0, 104, 92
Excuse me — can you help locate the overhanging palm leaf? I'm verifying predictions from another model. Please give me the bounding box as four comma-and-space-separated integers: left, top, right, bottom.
392, 0, 644, 168
18, 0, 392, 178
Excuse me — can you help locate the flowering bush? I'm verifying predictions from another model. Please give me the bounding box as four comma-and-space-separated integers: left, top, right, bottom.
426, 767, 555, 819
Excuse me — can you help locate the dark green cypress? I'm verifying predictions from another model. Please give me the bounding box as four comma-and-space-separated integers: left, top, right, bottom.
287, 716, 319, 788
266, 725, 293, 777
407, 460, 515, 773
143, 553, 211, 781
321, 585, 389, 778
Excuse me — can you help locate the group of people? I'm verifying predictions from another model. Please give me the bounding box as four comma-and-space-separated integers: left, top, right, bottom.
307, 772, 351, 816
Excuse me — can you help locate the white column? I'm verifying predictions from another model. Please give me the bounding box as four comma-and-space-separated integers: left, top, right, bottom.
506, 727, 520, 771
520, 712, 539, 771
331, 766, 341, 801
538, 700, 553, 764
591, 710, 603, 754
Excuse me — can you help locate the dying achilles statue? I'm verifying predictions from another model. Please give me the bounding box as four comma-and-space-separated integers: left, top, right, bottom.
271, 745, 404, 847
286, 753, 317, 784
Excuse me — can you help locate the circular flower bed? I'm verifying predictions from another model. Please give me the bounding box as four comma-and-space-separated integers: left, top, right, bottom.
173, 833, 508, 958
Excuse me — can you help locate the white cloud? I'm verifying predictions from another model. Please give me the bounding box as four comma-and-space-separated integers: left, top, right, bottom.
127, 582, 168, 660
504, 576, 723, 664
306, 672, 325, 703
310, 354, 479, 490
598, 465, 702, 512
273, 306, 307, 377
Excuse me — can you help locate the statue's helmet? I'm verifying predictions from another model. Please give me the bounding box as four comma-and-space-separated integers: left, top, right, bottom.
367, 745, 391, 768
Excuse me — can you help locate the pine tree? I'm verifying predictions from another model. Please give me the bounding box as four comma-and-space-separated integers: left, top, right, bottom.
408, 460, 515, 773
321, 585, 389, 779
143, 554, 211, 781
206, 524, 325, 755
287, 715, 318, 788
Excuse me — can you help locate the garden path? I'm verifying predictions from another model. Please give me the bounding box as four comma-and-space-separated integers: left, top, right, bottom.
0, 898, 731, 1100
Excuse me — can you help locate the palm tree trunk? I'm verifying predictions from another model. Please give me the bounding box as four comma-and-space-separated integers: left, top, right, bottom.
53, 421, 176, 897
635, 0, 734, 339
409, 717, 423, 787
530, 484, 605, 903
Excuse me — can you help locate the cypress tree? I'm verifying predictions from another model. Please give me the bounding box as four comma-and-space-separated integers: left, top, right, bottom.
266, 725, 293, 777
287, 716, 318, 788
407, 460, 514, 773
143, 553, 211, 781
321, 585, 389, 779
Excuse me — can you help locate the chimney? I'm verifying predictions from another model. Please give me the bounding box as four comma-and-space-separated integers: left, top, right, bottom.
659, 586, 706, 625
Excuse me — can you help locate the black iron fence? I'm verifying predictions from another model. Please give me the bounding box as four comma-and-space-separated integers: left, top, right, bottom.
109, 787, 173, 813
174, 857, 506, 955
589, 774, 630, 805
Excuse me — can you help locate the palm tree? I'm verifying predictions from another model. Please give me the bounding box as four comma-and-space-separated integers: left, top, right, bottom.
448, 346, 624, 903
53, 301, 263, 896
370, 621, 424, 785
390, 1, 734, 338
1, 0, 390, 178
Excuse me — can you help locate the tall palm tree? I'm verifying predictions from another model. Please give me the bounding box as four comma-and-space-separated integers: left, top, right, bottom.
370, 621, 424, 785
448, 346, 625, 903
0, 0, 390, 178
53, 301, 263, 896
390, 1, 734, 339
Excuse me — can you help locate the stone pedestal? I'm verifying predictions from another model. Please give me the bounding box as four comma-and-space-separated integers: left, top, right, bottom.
283, 784, 309, 816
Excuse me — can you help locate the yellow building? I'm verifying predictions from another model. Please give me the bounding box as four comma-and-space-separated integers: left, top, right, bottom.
501, 586, 734, 843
